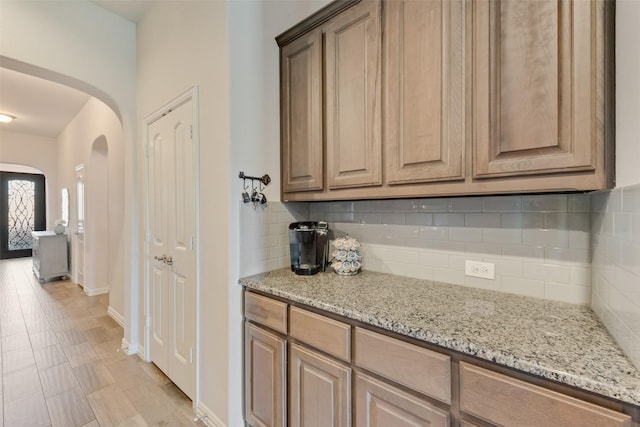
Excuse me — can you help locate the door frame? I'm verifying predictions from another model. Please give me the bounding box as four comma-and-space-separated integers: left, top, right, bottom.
142, 86, 200, 405
0, 171, 46, 259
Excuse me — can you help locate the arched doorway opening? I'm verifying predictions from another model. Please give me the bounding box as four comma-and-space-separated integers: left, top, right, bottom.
83, 136, 110, 295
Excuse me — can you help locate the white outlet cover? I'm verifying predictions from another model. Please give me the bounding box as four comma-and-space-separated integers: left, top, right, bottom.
465, 260, 495, 280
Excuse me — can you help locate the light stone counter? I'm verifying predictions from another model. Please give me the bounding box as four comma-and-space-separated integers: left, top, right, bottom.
239, 268, 640, 407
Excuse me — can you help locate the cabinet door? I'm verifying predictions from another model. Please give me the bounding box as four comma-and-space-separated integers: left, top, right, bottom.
290, 343, 351, 427
459, 362, 631, 427
325, 0, 382, 189
245, 323, 286, 427
355, 373, 450, 427
473, 0, 598, 178
281, 28, 323, 192
385, 0, 465, 185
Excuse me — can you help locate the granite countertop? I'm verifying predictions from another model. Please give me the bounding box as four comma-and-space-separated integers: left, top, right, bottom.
239, 268, 640, 407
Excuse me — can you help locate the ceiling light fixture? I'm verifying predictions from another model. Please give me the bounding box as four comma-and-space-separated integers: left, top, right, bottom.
0, 114, 15, 123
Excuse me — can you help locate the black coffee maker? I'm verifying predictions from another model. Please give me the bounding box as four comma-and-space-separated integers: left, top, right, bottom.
288, 221, 329, 275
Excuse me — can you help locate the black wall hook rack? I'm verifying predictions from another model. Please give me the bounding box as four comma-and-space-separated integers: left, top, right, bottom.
238, 172, 271, 186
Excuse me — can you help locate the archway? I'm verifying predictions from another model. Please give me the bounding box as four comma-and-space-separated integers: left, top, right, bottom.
83, 136, 110, 296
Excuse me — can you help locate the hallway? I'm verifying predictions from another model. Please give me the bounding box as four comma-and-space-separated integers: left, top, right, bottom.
0, 258, 202, 427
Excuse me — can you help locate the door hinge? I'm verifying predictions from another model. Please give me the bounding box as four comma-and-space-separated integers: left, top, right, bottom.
190, 347, 193, 363
190, 125, 193, 139
190, 236, 194, 250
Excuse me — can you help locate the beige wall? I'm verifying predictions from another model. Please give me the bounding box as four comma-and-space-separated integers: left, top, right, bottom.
136, 1, 231, 423
227, 1, 331, 424
56, 97, 126, 317
616, 0, 640, 187
0, 130, 59, 229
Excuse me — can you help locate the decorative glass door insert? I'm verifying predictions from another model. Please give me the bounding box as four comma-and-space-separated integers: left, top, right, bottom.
0, 172, 46, 259
8, 179, 36, 250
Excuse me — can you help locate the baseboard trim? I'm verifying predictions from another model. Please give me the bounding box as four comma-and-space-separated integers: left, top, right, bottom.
195, 402, 226, 427
84, 286, 109, 296
121, 338, 139, 356
107, 306, 125, 327
137, 344, 146, 360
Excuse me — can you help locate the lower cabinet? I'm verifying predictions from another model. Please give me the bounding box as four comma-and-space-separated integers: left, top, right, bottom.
355, 372, 450, 427
289, 344, 351, 427
245, 323, 286, 427
243, 290, 635, 427
459, 362, 631, 427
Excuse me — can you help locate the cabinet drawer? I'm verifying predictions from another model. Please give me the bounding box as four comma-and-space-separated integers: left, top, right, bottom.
244, 292, 287, 334
355, 372, 450, 427
354, 327, 451, 404
459, 362, 631, 427
290, 307, 351, 362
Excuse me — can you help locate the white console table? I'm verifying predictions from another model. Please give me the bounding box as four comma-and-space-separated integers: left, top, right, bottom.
31, 231, 69, 283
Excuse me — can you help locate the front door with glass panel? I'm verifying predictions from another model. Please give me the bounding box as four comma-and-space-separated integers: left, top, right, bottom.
0, 172, 46, 259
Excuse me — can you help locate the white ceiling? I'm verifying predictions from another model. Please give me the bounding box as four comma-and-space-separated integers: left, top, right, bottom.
0, 68, 92, 139
90, 0, 153, 23
0, 1, 152, 140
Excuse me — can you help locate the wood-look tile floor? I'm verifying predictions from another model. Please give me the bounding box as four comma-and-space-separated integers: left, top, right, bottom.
0, 258, 205, 427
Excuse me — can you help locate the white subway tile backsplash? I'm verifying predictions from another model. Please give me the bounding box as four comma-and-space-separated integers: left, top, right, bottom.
592, 185, 640, 369
242, 194, 608, 319
434, 267, 466, 286
623, 184, 640, 213
544, 283, 591, 305
482, 196, 522, 212
405, 212, 433, 226
502, 277, 545, 299
545, 213, 590, 231
568, 194, 591, 212
523, 229, 569, 248
419, 226, 449, 241
482, 228, 522, 244
465, 242, 503, 256
355, 212, 382, 224
631, 214, 640, 242
569, 231, 590, 249
393, 199, 422, 212
419, 198, 450, 212
433, 213, 465, 226
546, 247, 590, 264
522, 194, 568, 212
464, 275, 502, 292
381, 212, 406, 225
449, 255, 473, 271
449, 227, 483, 242
404, 264, 435, 280
484, 257, 524, 278
501, 213, 545, 229
614, 213, 632, 240
501, 244, 545, 261
449, 197, 483, 212
570, 266, 591, 286
465, 213, 501, 228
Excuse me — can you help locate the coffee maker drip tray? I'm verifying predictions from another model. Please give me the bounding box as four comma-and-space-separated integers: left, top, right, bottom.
294, 263, 321, 275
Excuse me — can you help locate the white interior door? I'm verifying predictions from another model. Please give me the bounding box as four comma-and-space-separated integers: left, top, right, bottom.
147, 98, 196, 399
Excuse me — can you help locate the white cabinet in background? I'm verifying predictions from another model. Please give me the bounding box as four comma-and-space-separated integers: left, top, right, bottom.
31, 231, 68, 283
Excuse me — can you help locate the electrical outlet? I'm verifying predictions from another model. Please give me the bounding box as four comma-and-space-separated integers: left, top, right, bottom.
465, 260, 495, 280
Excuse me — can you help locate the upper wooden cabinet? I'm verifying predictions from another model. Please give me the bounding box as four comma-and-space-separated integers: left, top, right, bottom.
473, 0, 603, 179
280, 29, 323, 193
325, 0, 382, 189
278, 0, 381, 194
277, 0, 613, 201
384, 0, 465, 185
